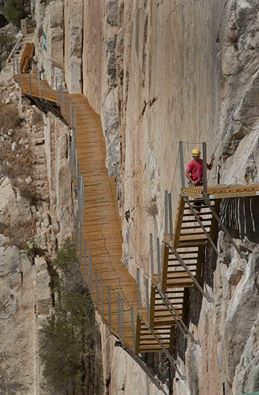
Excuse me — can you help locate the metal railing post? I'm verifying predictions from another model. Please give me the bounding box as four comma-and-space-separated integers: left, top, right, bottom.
15, 56, 19, 75
88, 249, 93, 292
145, 277, 150, 324
156, 238, 161, 282
120, 296, 124, 344
38, 70, 42, 97
75, 150, 78, 183
12, 55, 15, 76
95, 273, 99, 307
150, 233, 154, 277
168, 192, 173, 240
179, 141, 185, 189
165, 190, 169, 235
29, 68, 32, 94
108, 287, 112, 326
117, 293, 121, 341
137, 268, 141, 312
131, 306, 136, 350
83, 241, 87, 283
70, 131, 75, 176
60, 82, 64, 114
202, 142, 208, 195
100, 280, 104, 317
70, 101, 73, 126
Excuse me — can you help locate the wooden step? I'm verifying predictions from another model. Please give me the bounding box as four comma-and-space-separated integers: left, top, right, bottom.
166, 276, 194, 287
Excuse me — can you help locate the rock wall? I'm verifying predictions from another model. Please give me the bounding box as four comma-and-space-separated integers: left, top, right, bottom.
3, 0, 258, 393
0, 70, 75, 393
182, 1, 259, 394
80, 1, 259, 393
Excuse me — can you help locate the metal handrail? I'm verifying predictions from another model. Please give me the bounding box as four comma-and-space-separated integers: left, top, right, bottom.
5, 34, 23, 66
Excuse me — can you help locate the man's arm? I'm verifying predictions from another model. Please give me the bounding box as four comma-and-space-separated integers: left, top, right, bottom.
185, 165, 194, 184
207, 154, 215, 170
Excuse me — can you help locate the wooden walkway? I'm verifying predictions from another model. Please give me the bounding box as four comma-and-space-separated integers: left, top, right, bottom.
15, 46, 259, 356
15, 72, 139, 350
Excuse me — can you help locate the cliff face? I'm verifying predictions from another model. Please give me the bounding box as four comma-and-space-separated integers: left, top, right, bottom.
2, 0, 259, 393
0, 71, 76, 392
81, 1, 259, 393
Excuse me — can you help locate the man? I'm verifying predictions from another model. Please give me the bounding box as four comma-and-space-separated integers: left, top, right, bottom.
185, 148, 214, 186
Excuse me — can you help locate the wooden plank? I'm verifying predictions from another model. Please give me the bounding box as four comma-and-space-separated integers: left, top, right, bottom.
166, 277, 194, 287
20, 43, 35, 73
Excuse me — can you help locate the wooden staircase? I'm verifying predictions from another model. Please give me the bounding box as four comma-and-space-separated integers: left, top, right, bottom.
15, 44, 259, 359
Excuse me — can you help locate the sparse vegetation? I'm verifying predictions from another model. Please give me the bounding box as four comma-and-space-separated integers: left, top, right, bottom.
3, 218, 36, 250
144, 198, 158, 217
3, 0, 28, 26
40, 240, 102, 395
0, 102, 39, 202
0, 31, 15, 70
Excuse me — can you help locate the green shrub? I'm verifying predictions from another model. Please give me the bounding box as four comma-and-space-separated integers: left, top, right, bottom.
0, 31, 15, 70
4, 0, 27, 26
40, 240, 102, 395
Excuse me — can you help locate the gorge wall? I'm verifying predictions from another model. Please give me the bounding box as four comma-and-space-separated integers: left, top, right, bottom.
1, 0, 259, 394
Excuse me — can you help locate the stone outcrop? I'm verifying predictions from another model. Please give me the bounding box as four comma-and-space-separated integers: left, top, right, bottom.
0, 70, 75, 392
